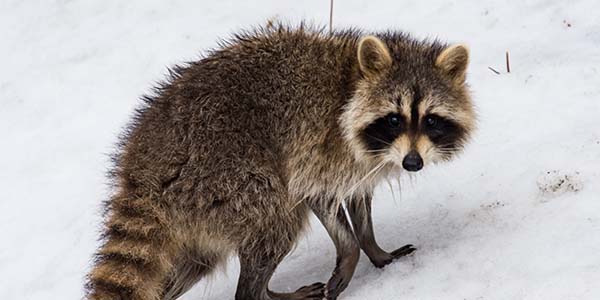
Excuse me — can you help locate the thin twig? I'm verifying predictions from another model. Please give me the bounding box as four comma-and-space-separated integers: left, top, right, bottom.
488, 66, 500, 75
329, 0, 334, 34
506, 51, 511, 73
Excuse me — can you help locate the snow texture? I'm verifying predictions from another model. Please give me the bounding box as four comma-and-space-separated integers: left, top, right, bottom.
1, 0, 599, 299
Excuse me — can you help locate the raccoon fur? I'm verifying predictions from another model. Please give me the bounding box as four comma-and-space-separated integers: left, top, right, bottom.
85, 23, 475, 300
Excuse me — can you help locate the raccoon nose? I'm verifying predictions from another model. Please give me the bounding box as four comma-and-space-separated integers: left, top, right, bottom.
402, 151, 423, 172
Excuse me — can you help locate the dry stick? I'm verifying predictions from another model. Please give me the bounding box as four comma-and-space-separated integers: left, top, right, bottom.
488, 67, 500, 75
506, 51, 511, 73
329, 0, 334, 34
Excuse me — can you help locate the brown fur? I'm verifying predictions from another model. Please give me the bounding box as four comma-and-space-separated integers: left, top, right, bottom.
86, 22, 475, 300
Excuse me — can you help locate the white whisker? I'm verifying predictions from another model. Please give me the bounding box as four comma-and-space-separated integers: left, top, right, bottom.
385, 177, 397, 205
343, 159, 387, 200
396, 176, 402, 200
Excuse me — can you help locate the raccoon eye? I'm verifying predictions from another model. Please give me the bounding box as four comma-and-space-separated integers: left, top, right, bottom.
424, 115, 445, 138
387, 115, 401, 128
425, 115, 438, 127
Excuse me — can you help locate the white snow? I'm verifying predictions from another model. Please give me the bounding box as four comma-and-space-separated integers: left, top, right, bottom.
1, 0, 599, 299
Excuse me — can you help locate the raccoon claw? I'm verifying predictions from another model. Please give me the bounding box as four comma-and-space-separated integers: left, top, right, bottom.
369, 244, 416, 268
390, 244, 417, 259
268, 282, 324, 300
294, 282, 325, 299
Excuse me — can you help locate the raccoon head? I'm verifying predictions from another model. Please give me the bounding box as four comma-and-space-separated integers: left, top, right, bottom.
341, 35, 476, 172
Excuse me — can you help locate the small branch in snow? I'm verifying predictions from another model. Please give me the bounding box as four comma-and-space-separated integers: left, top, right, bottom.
488, 66, 500, 75
329, 0, 334, 34
506, 51, 511, 73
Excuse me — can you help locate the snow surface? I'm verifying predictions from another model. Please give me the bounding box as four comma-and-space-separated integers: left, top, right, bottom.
1, 0, 599, 299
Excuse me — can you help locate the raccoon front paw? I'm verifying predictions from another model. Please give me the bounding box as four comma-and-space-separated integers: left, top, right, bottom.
324, 270, 353, 300
293, 282, 325, 299
268, 282, 325, 300
391, 244, 417, 258
369, 244, 416, 268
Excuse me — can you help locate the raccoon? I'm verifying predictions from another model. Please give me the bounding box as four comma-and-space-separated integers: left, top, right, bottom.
85, 23, 475, 300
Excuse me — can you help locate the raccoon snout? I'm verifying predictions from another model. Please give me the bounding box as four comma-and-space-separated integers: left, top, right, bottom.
402, 151, 423, 172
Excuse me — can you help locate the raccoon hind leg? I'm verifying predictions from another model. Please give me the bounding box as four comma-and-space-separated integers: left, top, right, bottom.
232, 175, 323, 300
236, 236, 325, 300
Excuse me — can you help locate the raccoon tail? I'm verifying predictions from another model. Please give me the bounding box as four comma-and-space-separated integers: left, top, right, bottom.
85, 195, 176, 300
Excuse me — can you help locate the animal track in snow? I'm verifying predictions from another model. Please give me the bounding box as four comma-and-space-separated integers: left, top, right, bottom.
536, 170, 583, 200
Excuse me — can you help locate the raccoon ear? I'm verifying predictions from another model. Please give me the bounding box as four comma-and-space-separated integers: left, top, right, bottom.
357, 36, 392, 78
436, 44, 469, 84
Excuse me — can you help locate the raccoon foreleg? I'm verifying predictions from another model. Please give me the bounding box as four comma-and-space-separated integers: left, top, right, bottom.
309, 200, 360, 300
346, 195, 416, 268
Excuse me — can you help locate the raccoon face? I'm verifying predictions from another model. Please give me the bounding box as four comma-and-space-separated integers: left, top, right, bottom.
341, 35, 476, 172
